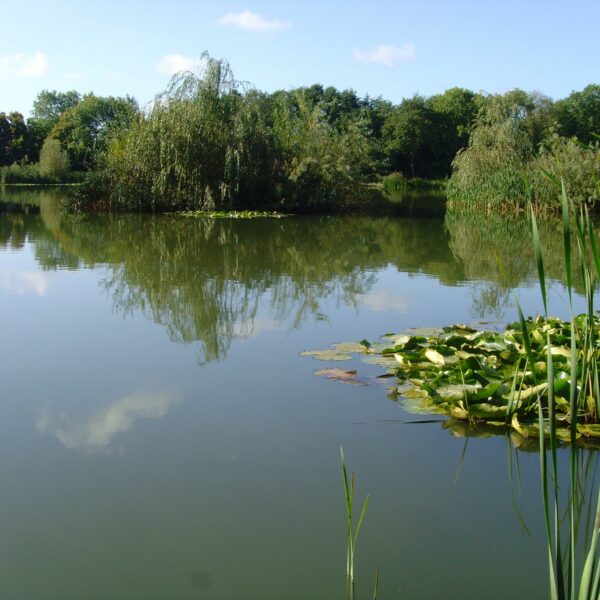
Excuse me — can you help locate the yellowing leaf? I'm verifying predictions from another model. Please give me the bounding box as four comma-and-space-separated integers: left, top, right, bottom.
424, 348, 445, 367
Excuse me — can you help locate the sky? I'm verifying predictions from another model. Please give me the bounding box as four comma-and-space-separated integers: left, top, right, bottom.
1, 0, 598, 117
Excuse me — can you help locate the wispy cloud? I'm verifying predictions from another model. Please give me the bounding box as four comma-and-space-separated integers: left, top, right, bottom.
0, 51, 49, 79
353, 43, 415, 67
156, 54, 207, 75
218, 10, 291, 32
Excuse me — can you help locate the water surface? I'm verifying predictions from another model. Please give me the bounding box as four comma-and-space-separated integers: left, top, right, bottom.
0, 188, 585, 599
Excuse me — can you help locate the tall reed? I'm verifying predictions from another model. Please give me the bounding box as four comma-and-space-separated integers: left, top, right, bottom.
341, 448, 371, 600
518, 182, 600, 599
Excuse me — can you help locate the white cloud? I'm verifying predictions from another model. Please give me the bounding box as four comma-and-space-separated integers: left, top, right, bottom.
0, 52, 49, 79
218, 10, 291, 32
156, 54, 207, 75
353, 43, 415, 67
37, 390, 179, 453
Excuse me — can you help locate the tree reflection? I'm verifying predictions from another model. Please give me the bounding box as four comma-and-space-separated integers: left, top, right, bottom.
1, 187, 580, 364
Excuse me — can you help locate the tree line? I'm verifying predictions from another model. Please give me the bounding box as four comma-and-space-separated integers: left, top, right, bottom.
1, 53, 599, 211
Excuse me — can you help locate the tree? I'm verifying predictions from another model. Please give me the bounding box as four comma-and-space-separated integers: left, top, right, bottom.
382, 96, 434, 178
30, 90, 81, 132
27, 90, 81, 160
50, 94, 139, 170
39, 137, 70, 178
0, 112, 28, 166
427, 88, 480, 176
555, 84, 600, 143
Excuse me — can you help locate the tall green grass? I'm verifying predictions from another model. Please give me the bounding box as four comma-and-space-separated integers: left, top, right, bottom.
518, 182, 600, 599
341, 448, 375, 600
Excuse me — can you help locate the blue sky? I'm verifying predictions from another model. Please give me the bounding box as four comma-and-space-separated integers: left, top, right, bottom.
1, 0, 598, 116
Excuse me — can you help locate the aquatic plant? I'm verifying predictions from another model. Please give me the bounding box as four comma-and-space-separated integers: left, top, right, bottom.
525, 186, 600, 599
340, 448, 372, 600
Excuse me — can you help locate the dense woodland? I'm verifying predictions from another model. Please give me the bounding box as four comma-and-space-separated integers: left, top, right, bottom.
1, 54, 599, 211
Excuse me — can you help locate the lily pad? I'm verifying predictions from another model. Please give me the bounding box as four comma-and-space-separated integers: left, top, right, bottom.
300, 349, 352, 361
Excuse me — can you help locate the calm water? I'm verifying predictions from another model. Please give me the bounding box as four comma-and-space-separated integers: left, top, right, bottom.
0, 188, 588, 599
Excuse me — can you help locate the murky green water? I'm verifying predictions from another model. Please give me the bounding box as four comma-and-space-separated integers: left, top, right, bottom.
0, 188, 587, 599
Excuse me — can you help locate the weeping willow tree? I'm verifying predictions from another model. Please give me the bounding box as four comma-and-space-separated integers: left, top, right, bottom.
81, 53, 376, 213
98, 53, 279, 211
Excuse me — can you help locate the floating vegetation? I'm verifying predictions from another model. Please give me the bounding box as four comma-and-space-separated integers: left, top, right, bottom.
304, 314, 600, 443
178, 210, 288, 219
301, 342, 372, 362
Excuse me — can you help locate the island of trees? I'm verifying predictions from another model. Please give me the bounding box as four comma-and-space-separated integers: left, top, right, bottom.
1, 53, 599, 213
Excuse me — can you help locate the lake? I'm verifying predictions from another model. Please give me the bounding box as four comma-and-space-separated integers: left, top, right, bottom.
0, 187, 590, 599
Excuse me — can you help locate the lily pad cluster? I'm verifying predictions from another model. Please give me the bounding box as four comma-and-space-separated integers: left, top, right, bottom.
178, 210, 288, 219
303, 315, 600, 442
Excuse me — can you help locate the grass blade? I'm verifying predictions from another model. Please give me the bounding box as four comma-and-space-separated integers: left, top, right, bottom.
531, 205, 548, 317
578, 488, 600, 600
562, 180, 572, 307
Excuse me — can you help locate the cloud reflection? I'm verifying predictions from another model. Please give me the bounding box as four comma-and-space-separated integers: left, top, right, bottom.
0, 270, 49, 296
36, 390, 179, 453
358, 290, 409, 313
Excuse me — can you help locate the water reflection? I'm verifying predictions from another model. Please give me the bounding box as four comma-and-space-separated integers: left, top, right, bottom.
36, 390, 179, 453
0, 187, 580, 364
0, 270, 49, 296
445, 211, 588, 318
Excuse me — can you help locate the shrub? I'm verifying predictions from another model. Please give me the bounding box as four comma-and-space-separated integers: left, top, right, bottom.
39, 137, 70, 178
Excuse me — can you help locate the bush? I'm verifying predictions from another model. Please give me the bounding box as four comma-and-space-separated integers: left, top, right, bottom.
528, 136, 600, 210
447, 118, 533, 212
39, 137, 70, 178
380, 172, 406, 194
1, 162, 82, 185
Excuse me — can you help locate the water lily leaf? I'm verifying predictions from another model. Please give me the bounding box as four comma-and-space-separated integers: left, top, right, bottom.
577, 424, 600, 438
445, 324, 478, 334
394, 334, 411, 346
314, 368, 367, 386
467, 403, 508, 419
550, 347, 571, 359
449, 405, 470, 420
402, 387, 430, 399
301, 349, 352, 361
401, 397, 447, 415
424, 349, 445, 367
362, 354, 399, 369
406, 327, 444, 337
436, 383, 480, 401
332, 342, 369, 354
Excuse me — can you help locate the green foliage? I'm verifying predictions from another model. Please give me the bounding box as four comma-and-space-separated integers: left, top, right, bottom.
447, 116, 533, 211
27, 90, 82, 160
382, 96, 434, 178
0, 112, 29, 166
0, 162, 80, 184
1, 163, 55, 184
91, 53, 375, 212
50, 94, 139, 170
555, 84, 600, 144
380, 172, 406, 194
3, 73, 599, 211
448, 108, 600, 213
529, 136, 600, 209
341, 448, 370, 600
272, 90, 375, 210
38, 137, 70, 178
30, 90, 81, 137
